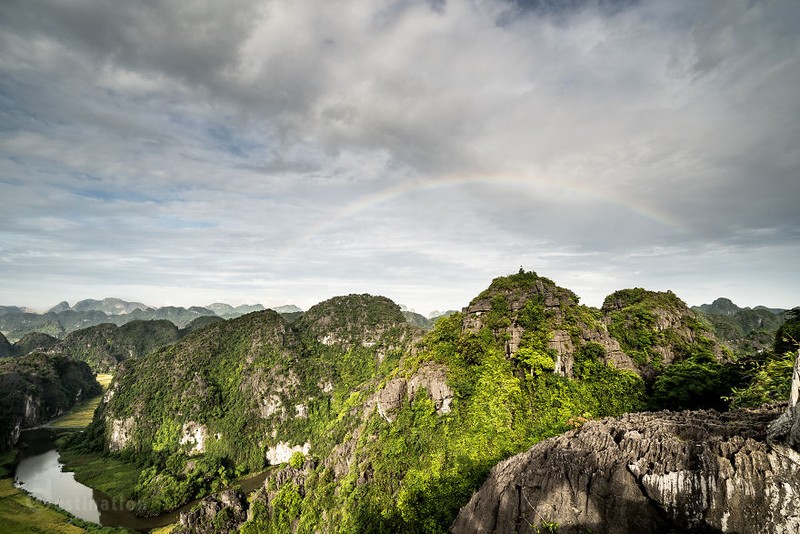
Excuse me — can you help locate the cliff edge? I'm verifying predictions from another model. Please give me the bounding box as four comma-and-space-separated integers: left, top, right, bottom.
452, 350, 800, 534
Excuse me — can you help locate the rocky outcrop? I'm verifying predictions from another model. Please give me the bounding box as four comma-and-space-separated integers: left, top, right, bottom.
768, 349, 800, 448
367, 364, 454, 423
174, 489, 248, 534
176, 461, 316, 534
108, 417, 136, 452
180, 421, 208, 455
265, 441, 310, 465
452, 407, 800, 534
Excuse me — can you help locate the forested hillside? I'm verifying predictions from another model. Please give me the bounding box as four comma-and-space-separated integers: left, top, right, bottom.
69, 271, 741, 531
0, 353, 100, 451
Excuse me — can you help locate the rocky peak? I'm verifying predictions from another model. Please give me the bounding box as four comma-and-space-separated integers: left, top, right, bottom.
694, 297, 743, 317
464, 271, 578, 326
47, 300, 71, 314
602, 287, 724, 369
461, 271, 637, 378
297, 294, 418, 353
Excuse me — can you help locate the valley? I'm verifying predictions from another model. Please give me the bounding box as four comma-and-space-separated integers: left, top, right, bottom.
0, 271, 797, 533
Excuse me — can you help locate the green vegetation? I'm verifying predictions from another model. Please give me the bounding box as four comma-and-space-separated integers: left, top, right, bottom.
774, 308, 800, 355
0, 450, 16, 478
67, 297, 419, 516
0, 478, 129, 533
728, 351, 794, 409
727, 308, 800, 409
57, 448, 142, 507
651, 355, 741, 411
0, 478, 85, 534
11, 332, 60, 356
56, 320, 181, 373
0, 353, 101, 452
604, 288, 716, 368
64, 272, 753, 531
238, 273, 648, 533
50, 374, 113, 429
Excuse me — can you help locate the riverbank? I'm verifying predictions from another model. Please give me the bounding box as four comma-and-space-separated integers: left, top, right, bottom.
0, 478, 85, 534
0, 477, 133, 533
59, 448, 142, 505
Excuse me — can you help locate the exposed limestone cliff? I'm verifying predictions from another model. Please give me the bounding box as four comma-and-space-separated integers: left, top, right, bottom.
461, 272, 639, 378
768, 349, 800, 448
367, 363, 453, 423
453, 404, 800, 534
174, 489, 248, 534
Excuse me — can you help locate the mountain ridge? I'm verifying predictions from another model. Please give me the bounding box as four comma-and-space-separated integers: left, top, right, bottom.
69, 271, 735, 529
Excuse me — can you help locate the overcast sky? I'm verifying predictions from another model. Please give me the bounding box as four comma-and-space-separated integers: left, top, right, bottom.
1, 0, 799, 314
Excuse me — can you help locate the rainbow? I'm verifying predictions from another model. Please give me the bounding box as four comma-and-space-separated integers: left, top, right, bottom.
277, 172, 686, 260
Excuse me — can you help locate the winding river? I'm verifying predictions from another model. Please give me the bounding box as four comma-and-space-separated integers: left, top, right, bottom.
14, 429, 269, 532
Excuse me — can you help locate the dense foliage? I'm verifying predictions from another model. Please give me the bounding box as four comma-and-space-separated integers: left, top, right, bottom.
0, 353, 101, 451
72, 297, 419, 516
68, 272, 753, 531
692, 298, 785, 360
10, 332, 60, 357
55, 320, 181, 373
727, 308, 800, 409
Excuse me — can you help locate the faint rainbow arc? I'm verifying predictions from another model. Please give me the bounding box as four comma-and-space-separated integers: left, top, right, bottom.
277, 173, 687, 261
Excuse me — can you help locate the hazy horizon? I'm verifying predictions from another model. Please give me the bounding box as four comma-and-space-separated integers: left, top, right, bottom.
4, 278, 795, 318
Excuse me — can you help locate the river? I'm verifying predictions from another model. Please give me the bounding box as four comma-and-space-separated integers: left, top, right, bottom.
14, 428, 269, 532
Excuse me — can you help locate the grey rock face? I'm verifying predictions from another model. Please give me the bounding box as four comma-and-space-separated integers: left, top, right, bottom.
768, 349, 800, 448
367, 363, 453, 422
175, 489, 248, 534
452, 408, 800, 534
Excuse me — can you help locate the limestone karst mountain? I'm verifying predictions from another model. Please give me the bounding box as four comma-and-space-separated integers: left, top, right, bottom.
68, 271, 732, 530
53, 320, 182, 373
0, 353, 101, 451
0, 298, 305, 343
71, 297, 151, 315
206, 303, 266, 318
692, 297, 786, 359
11, 332, 59, 356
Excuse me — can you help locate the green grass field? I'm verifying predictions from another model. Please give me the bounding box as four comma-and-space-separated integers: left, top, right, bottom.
58, 449, 141, 504
50, 374, 114, 429
0, 478, 86, 533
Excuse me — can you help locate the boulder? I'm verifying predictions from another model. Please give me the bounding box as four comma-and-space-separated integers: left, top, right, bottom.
452, 407, 800, 533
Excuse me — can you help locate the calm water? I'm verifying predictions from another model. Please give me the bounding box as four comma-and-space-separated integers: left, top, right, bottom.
14, 428, 269, 532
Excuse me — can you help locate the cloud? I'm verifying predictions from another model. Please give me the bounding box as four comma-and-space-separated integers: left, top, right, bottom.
0, 0, 798, 312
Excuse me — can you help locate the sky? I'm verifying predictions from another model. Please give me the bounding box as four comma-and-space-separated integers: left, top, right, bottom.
1, 0, 799, 315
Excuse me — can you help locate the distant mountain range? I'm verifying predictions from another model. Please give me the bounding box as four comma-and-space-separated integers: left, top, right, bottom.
0, 298, 304, 342
693, 297, 785, 317
691, 297, 787, 357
